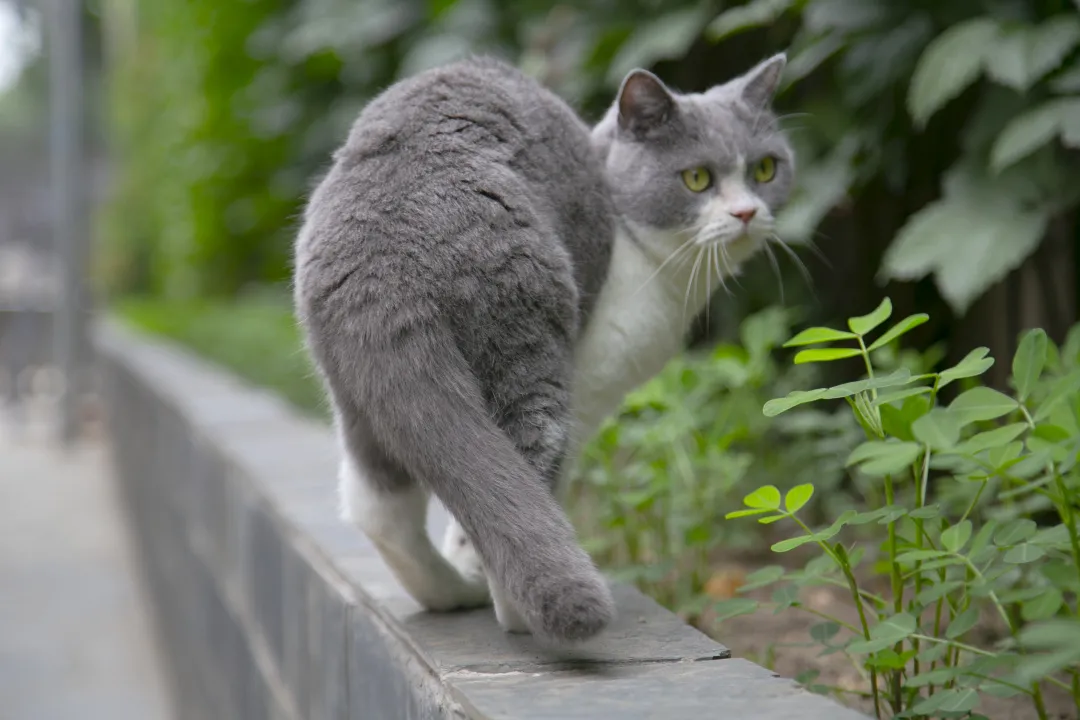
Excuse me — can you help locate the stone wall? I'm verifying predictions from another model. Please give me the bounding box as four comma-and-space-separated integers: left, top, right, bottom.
95, 319, 868, 719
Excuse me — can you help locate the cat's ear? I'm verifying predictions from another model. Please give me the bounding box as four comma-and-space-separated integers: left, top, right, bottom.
734, 53, 786, 108
617, 70, 676, 135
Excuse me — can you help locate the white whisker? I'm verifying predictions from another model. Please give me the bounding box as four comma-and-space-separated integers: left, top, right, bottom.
717, 243, 732, 295
719, 241, 742, 290
770, 235, 814, 290
705, 245, 713, 329
683, 248, 705, 326
762, 240, 784, 304
631, 235, 698, 299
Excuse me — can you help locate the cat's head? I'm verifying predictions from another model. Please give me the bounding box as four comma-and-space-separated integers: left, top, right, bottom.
595, 54, 794, 275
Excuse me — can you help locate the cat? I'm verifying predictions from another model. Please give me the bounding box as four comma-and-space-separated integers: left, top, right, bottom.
293, 53, 795, 645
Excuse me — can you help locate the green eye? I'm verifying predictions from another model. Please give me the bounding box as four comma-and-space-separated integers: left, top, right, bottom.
753, 156, 777, 183
681, 167, 712, 192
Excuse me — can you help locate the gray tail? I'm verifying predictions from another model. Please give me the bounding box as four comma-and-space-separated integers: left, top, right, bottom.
356, 327, 615, 643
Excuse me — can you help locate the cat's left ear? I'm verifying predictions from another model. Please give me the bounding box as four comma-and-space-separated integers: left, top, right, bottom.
733, 53, 787, 108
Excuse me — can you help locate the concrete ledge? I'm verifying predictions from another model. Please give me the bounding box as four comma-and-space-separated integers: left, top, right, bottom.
94, 319, 868, 719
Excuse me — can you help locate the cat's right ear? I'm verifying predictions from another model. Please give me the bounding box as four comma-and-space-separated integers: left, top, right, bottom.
617, 70, 676, 136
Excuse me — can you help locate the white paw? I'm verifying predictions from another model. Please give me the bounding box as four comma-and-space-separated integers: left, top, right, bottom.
492, 584, 530, 634
441, 520, 488, 583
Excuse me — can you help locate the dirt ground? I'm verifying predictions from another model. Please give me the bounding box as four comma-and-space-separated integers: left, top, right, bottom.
697, 556, 1074, 720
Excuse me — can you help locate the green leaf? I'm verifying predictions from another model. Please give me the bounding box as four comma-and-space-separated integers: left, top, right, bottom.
988, 440, 1024, 469
1019, 618, 1080, 649
793, 348, 863, 364
757, 514, 787, 525
725, 507, 771, 519
871, 612, 918, 643
994, 518, 1038, 546
867, 313, 929, 351
608, 5, 711, 84
846, 440, 922, 476
822, 369, 916, 399
908, 17, 998, 127
809, 621, 840, 644
909, 688, 979, 715
916, 580, 964, 606
949, 386, 1019, 424
955, 422, 1028, 456
939, 347, 995, 388
784, 483, 814, 513
783, 326, 858, 347
991, 98, 1080, 171
1013, 328, 1048, 402
738, 565, 785, 592
985, 15, 1080, 92
743, 485, 782, 510
1015, 648, 1080, 685
763, 388, 829, 416
1052, 57, 1080, 92
873, 386, 932, 407
969, 519, 1000, 560
881, 165, 1051, 315
847, 297, 893, 336
906, 666, 964, 687
912, 409, 962, 450
771, 534, 817, 553
946, 607, 980, 639
895, 549, 952, 564
1022, 588, 1064, 621
1004, 543, 1046, 564
706, 0, 795, 42
1034, 369, 1080, 421
712, 597, 759, 622
941, 520, 973, 553
1015, 619, 1080, 683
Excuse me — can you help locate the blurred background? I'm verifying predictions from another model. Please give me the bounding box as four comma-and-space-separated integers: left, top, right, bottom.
0, 0, 1078, 715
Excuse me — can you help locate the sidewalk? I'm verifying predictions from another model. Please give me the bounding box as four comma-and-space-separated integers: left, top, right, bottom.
0, 408, 172, 720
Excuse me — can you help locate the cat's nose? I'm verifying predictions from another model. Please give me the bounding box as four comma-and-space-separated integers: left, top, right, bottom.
730, 208, 757, 225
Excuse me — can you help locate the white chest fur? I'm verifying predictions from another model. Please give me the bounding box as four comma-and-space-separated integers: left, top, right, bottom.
571, 225, 706, 441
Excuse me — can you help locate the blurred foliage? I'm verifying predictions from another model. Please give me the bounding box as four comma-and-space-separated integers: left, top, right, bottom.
116, 293, 327, 416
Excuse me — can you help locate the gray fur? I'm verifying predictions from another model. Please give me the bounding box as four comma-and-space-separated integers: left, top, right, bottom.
294, 54, 792, 644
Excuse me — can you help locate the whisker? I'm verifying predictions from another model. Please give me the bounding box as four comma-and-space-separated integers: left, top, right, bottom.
631, 236, 698, 299
711, 242, 730, 296
762, 240, 785, 304
719, 241, 743, 290
770, 235, 815, 291
683, 248, 705, 326
705, 245, 713, 329
799, 234, 833, 269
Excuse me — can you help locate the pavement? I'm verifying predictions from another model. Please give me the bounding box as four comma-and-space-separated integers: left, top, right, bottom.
0, 403, 173, 720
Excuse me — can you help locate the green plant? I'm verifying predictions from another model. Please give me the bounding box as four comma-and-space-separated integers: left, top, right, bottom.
725, 297, 1080, 719
570, 306, 861, 617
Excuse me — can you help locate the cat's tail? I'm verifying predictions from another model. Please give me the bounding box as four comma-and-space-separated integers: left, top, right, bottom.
356, 327, 615, 644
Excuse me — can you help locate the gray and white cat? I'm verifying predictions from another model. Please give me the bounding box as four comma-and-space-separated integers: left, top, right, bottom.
293, 53, 794, 645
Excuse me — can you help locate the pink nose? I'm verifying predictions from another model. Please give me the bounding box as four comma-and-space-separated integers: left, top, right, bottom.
730, 208, 757, 224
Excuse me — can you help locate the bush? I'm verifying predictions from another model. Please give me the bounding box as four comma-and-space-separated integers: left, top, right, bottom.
725, 297, 1080, 719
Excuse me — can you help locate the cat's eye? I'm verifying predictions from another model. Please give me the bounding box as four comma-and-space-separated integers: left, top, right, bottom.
681, 167, 712, 193
752, 156, 777, 183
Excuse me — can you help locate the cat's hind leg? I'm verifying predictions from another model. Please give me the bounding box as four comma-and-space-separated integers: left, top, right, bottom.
339, 444, 490, 611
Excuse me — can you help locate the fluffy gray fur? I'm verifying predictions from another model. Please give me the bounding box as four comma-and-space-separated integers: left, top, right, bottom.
294, 54, 793, 644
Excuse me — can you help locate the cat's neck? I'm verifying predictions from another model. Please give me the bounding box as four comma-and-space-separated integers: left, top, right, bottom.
571, 220, 715, 439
